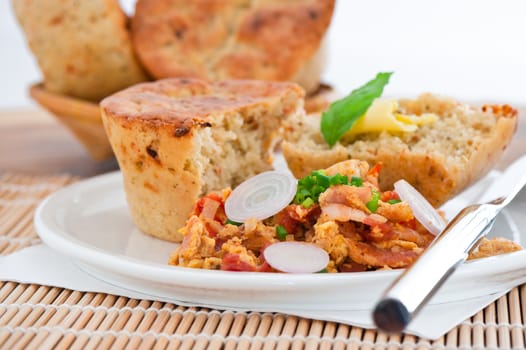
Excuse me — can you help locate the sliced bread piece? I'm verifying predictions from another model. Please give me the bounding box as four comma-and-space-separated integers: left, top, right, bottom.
282, 93, 518, 207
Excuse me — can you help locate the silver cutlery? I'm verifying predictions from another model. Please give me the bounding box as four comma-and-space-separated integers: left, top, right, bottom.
372, 155, 526, 333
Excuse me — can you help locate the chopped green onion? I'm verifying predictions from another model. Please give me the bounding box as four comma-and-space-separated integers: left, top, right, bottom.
311, 185, 324, 197
316, 173, 331, 188
366, 190, 381, 212
226, 219, 242, 226
317, 268, 329, 273
330, 173, 349, 186
276, 225, 288, 241
294, 170, 358, 208
301, 198, 314, 208
387, 199, 402, 205
350, 176, 363, 187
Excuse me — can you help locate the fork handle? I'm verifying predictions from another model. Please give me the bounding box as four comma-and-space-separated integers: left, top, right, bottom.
372, 204, 498, 333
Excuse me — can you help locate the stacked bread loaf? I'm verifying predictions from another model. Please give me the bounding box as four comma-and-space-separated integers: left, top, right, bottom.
14, 0, 335, 106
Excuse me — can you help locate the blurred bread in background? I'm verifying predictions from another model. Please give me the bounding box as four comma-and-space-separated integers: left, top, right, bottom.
12, 0, 148, 102
13, 0, 336, 160
131, 0, 335, 94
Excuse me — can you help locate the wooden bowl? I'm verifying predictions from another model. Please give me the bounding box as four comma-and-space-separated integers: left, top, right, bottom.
29, 83, 113, 160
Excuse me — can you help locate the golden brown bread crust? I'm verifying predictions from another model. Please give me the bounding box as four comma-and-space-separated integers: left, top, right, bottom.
101, 78, 304, 242
131, 0, 334, 93
282, 94, 518, 207
13, 0, 148, 101
102, 78, 304, 127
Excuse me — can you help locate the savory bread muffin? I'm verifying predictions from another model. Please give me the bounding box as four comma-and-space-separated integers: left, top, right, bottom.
282, 94, 518, 207
100, 78, 304, 242
13, 0, 148, 101
131, 0, 334, 93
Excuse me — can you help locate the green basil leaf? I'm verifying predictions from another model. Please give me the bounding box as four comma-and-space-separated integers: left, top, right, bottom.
320, 72, 393, 147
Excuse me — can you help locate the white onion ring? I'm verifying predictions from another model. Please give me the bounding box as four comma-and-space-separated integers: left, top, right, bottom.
225, 171, 297, 223
394, 179, 446, 235
263, 242, 329, 273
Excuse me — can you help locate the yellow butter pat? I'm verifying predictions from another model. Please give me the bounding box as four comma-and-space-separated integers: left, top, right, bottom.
346, 98, 437, 135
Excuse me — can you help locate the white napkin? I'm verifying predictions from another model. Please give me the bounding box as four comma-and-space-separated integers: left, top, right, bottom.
0, 244, 510, 339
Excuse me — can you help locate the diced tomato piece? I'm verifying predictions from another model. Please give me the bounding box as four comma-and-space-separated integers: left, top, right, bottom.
368, 163, 382, 178
274, 207, 300, 235
381, 191, 400, 202
402, 218, 417, 230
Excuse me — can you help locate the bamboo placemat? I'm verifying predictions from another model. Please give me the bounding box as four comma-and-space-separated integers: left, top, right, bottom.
1, 173, 525, 350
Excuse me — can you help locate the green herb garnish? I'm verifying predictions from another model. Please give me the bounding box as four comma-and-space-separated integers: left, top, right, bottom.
350, 176, 363, 187
294, 170, 343, 207
276, 225, 288, 240
294, 170, 326, 206
387, 199, 402, 205
317, 268, 329, 273
293, 171, 366, 208
366, 190, 381, 213
320, 72, 393, 147
301, 197, 315, 208
329, 173, 349, 186
226, 219, 242, 226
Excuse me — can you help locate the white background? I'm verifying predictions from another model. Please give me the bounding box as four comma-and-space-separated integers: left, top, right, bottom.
1, 0, 525, 110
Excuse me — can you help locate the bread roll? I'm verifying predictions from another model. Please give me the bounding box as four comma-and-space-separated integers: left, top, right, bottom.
13, 0, 148, 101
282, 94, 518, 207
131, 0, 334, 94
100, 78, 304, 242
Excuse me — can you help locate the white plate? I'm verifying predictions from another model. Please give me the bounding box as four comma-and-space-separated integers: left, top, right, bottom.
34, 171, 526, 312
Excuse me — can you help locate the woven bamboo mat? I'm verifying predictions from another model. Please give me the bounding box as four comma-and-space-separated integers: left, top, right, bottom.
1, 173, 525, 350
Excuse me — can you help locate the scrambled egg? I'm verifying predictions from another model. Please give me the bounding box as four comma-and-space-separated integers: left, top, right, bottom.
346, 98, 437, 135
